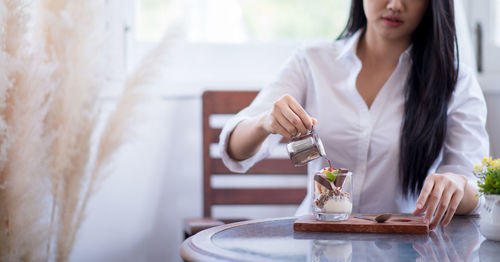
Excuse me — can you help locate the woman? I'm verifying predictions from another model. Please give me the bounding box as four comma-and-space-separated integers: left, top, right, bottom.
219, 0, 488, 230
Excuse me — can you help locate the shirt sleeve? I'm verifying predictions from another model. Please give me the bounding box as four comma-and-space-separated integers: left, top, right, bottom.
436, 64, 489, 213
219, 48, 310, 173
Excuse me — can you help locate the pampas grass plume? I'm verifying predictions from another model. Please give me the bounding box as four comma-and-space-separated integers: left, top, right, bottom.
0, 0, 55, 260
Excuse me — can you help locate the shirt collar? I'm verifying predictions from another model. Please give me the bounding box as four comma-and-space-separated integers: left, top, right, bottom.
337, 29, 363, 60
336, 29, 413, 64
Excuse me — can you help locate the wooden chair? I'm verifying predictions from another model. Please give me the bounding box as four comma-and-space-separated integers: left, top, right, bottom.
183, 90, 307, 238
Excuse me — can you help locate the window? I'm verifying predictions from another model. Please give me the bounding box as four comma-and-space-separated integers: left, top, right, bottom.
126, 0, 351, 95
126, 0, 499, 94
134, 0, 178, 42
133, 0, 350, 44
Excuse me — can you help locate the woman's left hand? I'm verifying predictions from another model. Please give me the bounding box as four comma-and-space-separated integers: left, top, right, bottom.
413, 173, 468, 230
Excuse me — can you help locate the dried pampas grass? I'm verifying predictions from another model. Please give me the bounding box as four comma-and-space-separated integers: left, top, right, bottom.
38, 0, 104, 260
0, 0, 172, 261
0, 0, 54, 261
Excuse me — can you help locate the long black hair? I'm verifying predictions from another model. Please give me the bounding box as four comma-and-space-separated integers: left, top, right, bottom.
338, 0, 459, 196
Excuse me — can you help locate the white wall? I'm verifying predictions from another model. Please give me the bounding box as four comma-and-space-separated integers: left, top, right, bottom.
71, 96, 203, 262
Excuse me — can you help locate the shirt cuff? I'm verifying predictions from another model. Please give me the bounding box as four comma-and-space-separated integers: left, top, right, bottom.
218, 116, 281, 173
436, 164, 472, 177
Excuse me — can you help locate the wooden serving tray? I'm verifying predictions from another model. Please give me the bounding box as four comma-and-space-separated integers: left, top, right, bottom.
294, 214, 429, 234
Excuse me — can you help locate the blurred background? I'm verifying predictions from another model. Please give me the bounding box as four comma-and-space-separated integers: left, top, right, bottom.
71, 0, 500, 261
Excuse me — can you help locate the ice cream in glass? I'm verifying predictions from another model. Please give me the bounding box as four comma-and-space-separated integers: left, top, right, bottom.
312, 167, 352, 221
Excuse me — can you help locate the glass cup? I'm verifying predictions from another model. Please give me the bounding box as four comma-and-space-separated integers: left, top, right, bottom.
312, 168, 352, 221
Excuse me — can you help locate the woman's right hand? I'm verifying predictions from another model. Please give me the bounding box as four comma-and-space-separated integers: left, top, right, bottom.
260, 94, 316, 140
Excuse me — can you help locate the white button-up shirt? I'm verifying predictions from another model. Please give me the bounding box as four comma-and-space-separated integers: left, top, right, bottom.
219, 31, 489, 215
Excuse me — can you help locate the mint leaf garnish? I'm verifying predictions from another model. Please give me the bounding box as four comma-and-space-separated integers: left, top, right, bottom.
325, 171, 336, 182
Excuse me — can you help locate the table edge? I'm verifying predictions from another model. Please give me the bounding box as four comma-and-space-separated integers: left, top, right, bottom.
179, 216, 297, 262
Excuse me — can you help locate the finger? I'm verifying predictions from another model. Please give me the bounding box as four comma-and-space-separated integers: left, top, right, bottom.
280, 106, 308, 136
288, 100, 313, 131
430, 190, 453, 230
272, 111, 298, 137
312, 117, 318, 125
414, 177, 435, 216
272, 99, 297, 137
425, 183, 444, 228
271, 120, 293, 139
441, 192, 461, 227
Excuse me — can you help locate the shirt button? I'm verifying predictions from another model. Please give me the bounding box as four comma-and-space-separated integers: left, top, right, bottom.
361, 130, 369, 137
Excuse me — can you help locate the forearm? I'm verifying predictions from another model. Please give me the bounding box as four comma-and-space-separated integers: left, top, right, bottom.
456, 176, 479, 214
227, 113, 270, 161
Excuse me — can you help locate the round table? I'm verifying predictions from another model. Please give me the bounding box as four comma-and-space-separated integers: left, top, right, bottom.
180, 216, 500, 262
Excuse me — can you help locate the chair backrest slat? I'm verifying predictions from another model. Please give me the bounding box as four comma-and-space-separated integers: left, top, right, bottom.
212, 188, 308, 205
211, 159, 306, 175
202, 91, 307, 217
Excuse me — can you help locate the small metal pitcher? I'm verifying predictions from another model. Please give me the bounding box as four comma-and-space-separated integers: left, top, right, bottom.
286, 127, 326, 166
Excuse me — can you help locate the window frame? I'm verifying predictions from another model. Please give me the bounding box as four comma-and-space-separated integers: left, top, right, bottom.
466, 0, 500, 93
